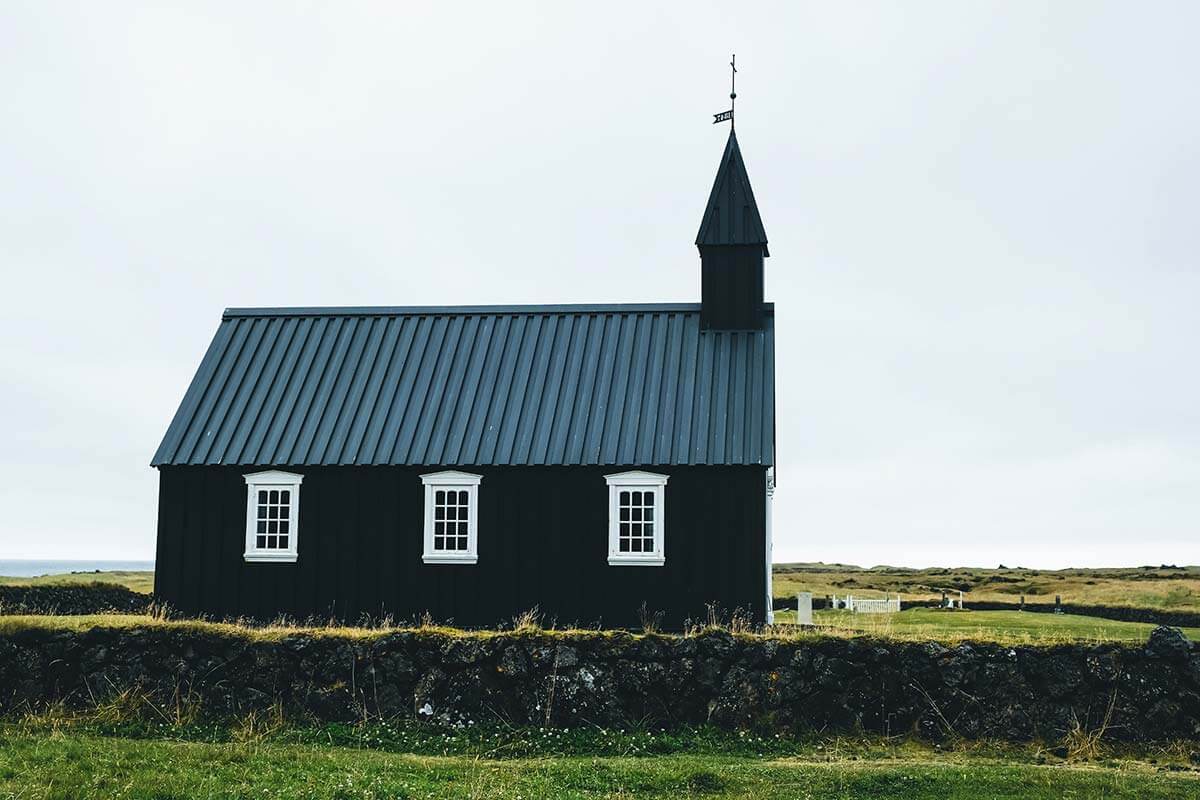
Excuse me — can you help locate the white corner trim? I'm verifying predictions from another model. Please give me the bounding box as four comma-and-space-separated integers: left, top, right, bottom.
420, 470, 483, 486
243, 470, 304, 485
766, 466, 775, 625
603, 470, 669, 487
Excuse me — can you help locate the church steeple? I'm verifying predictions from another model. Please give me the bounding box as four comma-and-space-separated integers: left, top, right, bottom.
696, 129, 769, 330
695, 130, 769, 255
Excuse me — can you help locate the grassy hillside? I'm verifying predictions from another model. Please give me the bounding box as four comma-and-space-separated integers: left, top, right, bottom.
773, 563, 1200, 611
0, 570, 153, 594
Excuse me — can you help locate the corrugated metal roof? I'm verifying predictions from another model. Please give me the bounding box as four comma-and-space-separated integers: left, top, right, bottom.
152, 304, 774, 467
696, 130, 769, 255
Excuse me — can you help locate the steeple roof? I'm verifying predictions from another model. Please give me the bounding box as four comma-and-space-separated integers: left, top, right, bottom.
695, 130, 769, 256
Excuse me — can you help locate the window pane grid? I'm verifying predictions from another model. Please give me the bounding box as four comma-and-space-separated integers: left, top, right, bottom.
432, 487, 471, 552
253, 488, 292, 551
617, 489, 656, 554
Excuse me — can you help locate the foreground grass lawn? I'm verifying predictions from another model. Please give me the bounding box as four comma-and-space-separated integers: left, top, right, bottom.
0, 729, 1196, 800
771, 608, 1200, 642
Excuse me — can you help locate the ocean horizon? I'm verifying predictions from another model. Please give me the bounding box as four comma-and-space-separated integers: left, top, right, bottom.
0, 559, 154, 578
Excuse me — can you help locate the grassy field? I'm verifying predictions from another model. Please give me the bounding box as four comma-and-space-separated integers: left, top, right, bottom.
1, 723, 1197, 799
3, 564, 1199, 614
2, 572, 1195, 798
773, 608, 1200, 643
0, 569, 154, 593
4, 563, 1199, 613
774, 563, 1200, 611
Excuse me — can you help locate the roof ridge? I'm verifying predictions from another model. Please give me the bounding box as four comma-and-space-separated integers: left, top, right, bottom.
223, 303, 774, 319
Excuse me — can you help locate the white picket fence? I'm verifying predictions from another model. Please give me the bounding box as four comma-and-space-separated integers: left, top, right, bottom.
841, 594, 900, 613
793, 592, 902, 626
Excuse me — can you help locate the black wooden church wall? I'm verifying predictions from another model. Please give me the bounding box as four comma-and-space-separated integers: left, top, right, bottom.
154, 465, 767, 629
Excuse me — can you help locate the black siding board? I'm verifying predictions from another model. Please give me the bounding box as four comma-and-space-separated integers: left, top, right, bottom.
180, 471, 205, 614
154, 464, 767, 629
153, 472, 176, 603
379, 473, 400, 618
339, 469, 359, 620
200, 469, 222, 616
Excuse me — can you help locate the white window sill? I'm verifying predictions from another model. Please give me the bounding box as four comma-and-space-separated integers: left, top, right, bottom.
607, 556, 665, 567
422, 553, 479, 565
244, 552, 298, 563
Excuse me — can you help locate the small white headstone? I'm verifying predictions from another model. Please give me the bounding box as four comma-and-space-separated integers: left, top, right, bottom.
797, 592, 813, 625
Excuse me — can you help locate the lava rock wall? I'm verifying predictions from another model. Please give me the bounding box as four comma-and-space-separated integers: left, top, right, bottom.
1, 625, 1197, 742
0, 584, 149, 616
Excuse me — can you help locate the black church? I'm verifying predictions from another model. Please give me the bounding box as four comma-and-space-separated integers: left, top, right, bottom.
151, 129, 777, 629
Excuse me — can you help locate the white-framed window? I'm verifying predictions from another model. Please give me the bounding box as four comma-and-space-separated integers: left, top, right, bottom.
421, 471, 481, 564
243, 470, 303, 563
605, 471, 667, 566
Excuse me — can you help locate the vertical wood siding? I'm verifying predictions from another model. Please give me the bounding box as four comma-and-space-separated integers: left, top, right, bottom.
155, 465, 767, 629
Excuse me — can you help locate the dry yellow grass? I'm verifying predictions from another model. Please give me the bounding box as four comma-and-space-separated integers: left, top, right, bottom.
0, 611, 1176, 647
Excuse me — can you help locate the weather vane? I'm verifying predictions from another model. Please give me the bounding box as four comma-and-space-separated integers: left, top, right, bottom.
712, 54, 736, 129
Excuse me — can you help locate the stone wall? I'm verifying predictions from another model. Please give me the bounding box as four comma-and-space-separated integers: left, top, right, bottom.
1, 624, 1197, 742
0, 584, 149, 616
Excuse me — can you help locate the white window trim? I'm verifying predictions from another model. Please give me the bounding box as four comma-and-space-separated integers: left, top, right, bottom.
421, 470, 481, 565
605, 470, 667, 566
243, 470, 303, 563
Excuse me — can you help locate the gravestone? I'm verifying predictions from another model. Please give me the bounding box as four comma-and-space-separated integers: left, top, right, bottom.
796, 592, 813, 625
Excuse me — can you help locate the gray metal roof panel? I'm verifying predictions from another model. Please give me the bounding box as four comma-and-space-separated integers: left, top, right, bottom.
152, 304, 775, 467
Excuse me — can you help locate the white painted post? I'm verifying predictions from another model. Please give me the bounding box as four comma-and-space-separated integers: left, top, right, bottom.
797, 592, 813, 625
765, 468, 775, 625
958, 590, 964, 610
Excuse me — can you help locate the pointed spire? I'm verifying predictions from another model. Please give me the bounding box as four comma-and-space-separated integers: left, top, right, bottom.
695, 130, 769, 256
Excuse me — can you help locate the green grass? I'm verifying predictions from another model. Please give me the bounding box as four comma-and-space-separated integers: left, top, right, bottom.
0, 725, 1196, 799
0, 569, 154, 594
773, 563, 1200, 612
772, 608, 1200, 643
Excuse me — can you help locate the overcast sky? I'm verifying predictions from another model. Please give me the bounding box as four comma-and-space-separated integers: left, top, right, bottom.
1, 2, 1197, 568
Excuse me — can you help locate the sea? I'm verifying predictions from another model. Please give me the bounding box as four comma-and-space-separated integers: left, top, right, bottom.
0, 560, 154, 578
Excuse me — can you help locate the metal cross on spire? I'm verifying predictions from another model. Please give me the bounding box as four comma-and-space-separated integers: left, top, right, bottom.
712, 54, 737, 129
